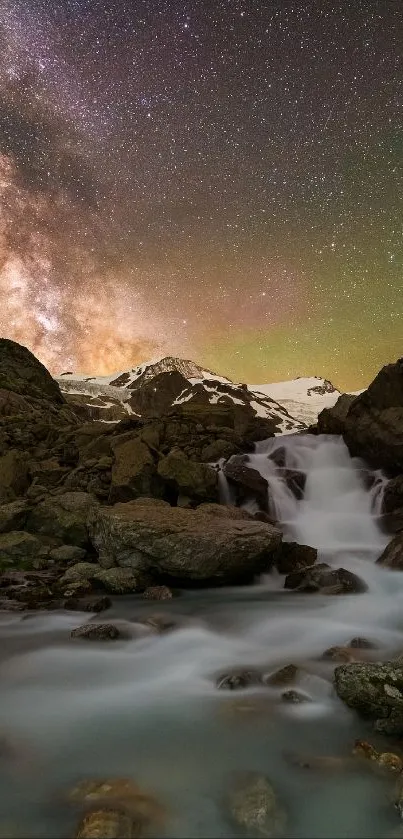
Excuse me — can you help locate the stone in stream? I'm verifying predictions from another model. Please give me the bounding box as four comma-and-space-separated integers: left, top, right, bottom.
281, 689, 310, 704
334, 662, 403, 735
348, 637, 377, 650
68, 778, 167, 832
321, 646, 358, 663
142, 585, 173, 600
227, 771, 286, 837
352, 739, 403, 774
216, 669, 262, 691
284, 562, 367, 594
273, 542, 317, 575
75, 809, 140, 838
71, 623, 126, 641
263, 664, 299, 687
141, 614, 177, 633
377, 534, 403, 570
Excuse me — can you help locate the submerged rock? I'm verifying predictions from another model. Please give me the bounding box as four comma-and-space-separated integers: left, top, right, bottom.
75, 809, 138, 838
264, 664, 299, 687
281, 689, 310, 704
216, 669, 262, 691
334, 661, 403, 734
142, 585, 173, 600
68, 778, 167, 830
227, 771, 286, 837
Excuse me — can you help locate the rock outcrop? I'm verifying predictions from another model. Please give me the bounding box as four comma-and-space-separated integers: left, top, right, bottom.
88, 498, 282, 586
317, 359, 403, 473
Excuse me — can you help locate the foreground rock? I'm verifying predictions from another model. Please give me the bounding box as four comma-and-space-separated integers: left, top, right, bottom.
334, 662, 403, 734
317, 359, 403, 473
75, 809, 136, 838
71, 623, 124, 641
89, 498, 282, 586
285, 563, 367, 594
376, 534, 403, 569
227, 772, 286, 837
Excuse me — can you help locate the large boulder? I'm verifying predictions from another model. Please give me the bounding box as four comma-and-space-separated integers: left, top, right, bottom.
0, 338, 64, 404
157, 448, 218, 504
274, 541, 317, 575
0, 500, 30, 533
317, 360, 403, 473
376, 533, 403, 569
88, 498, 282, 586
334, 661, 403, 735
109, 435, 161, 503
383, 476, 403, 514
27, 491, 97, 547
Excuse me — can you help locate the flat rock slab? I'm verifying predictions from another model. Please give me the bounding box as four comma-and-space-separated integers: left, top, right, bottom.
89, 498, 282, 585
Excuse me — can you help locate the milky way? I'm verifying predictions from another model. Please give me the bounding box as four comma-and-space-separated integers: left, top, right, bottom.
0, 0, 401, 387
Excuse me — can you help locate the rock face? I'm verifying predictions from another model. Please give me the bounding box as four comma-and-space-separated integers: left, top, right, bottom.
317, 359, 403, 473
227, 772, 286, 837
0, 338, 64, 404
376, 534, 403, 569
334, 662, 403, 735
88, 498, 282, 585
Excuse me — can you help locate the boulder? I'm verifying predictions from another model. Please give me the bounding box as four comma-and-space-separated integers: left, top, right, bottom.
109, 436, 161, 503
284, 562, 367, 594
143, 585, 173, 600
0, 531, 44, 570
227, 772, 286, 837
48, 545, 87, 563
60, 562, 101, 584
0, 451, 30, 503
94, 567, 140, 594
376, 534, 403, 569
0, 500, 30, 533
27, 491, 97, 547
274, 542, 317, 575
334, 661, 403, 735
216, 669, 262, 690
157, 448, 218, 503
88, 498, 283, 586
264, 664, 298, 687
223, 456, 269, 510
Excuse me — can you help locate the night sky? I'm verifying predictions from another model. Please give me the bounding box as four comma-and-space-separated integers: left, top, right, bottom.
0, 0, 401, 389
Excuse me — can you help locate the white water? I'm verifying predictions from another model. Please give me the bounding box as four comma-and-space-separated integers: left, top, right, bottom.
0, 434, 402, 838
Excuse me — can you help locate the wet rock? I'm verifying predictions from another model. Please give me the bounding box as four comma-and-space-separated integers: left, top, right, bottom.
264, 664, 298, 687
64, 595, 111, 613
141, 614, 177, 633
0, 500, 30, 533
227, 771, 286, 837
348, 637, 377, 649
253, 511, 277, 526
89, 498, 282, 586
334, 661, 403, 734
384, 477, 403, 515
48, 544, 87, 563
75, 809, 138, 838
321, 646, 357, 663
27, 491, 98, 547
377, 534, 403, 569
0, 531, 44, 570
68, 778, 166, 830
282, 468, 306, 499
382, 508, 403, 535
274, 542, 317, 575
142, 585, 173, 600
71, 622, 125, 640
281, 689, 310, 703
216, 669, 262, 691
285, 562, 367, 594
223, 456, 269, 510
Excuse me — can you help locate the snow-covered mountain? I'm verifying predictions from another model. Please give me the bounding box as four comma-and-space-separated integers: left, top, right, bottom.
247, 376, 342, 425
57, 357, 306, 434
56, 358, 355, 432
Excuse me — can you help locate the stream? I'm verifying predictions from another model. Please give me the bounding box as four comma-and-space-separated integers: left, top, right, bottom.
1, 433, 403, 838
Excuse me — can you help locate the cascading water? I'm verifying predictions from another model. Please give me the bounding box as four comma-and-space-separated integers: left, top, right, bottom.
0, 434, 402, 839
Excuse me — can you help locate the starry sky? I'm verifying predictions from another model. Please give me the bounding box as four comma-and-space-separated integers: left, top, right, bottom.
0, 0, 401, 390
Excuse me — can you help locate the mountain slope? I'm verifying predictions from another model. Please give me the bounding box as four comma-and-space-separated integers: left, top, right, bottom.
248, 376, 341, 425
